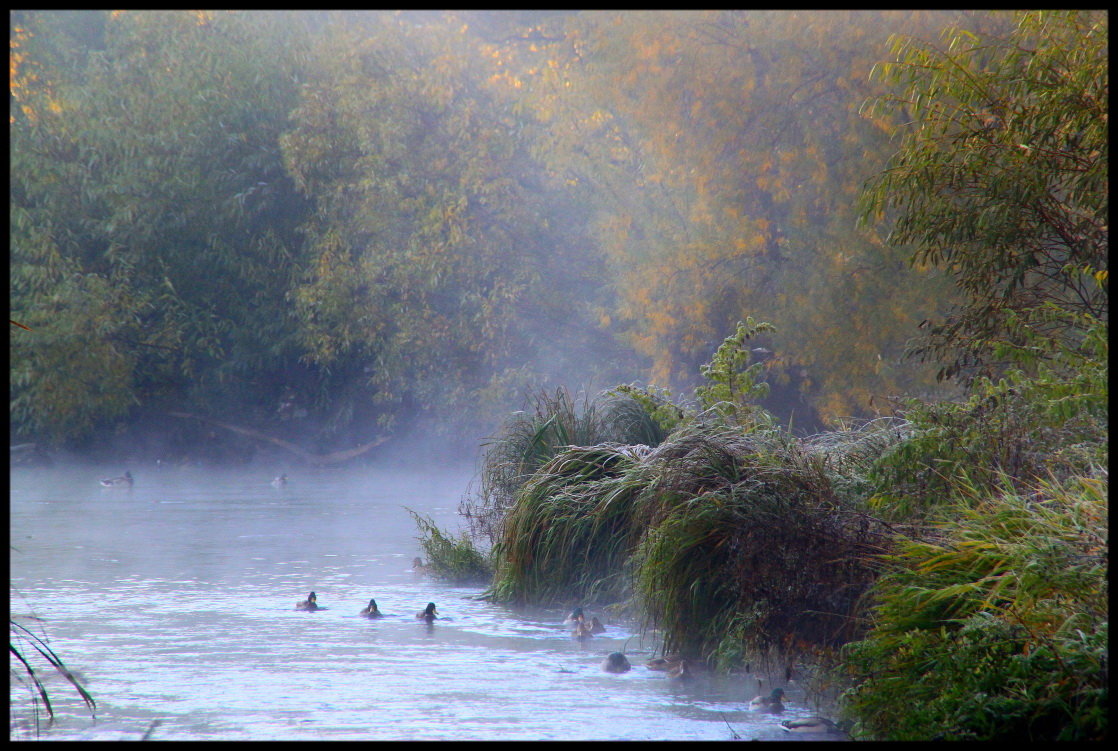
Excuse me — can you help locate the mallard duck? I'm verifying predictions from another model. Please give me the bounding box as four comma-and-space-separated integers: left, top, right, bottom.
416, 602, 438, 622
668, 659, 695, 682
646, 654, 682, 671
359, 598, 383, 618
271, 474, 288, 488
749, 687, 785, 712
588, 616, 606, 634
563, 607, 585, 627
780, 717, 846, 735
602, 652, 631, 673
572, 620, 595, 640
100, 471, 133, 488
295, 591, 319, 611
412, 557, 432, 574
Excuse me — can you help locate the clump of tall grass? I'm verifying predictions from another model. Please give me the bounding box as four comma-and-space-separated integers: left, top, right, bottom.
631, 420, 900, 669
460, 386, 675, 546
407, 509, 492, 585
841, 470, 1108, 741
487, 443, 653, 605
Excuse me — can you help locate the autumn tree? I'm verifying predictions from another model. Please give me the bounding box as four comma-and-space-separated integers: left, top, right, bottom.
482, 10, 969, 425
281, 12, 616, 436
860, 10, 1108, 381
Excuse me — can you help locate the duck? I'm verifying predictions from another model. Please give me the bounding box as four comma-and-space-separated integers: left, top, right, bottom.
563, 607, 585, 627
646, 654, 682, 671
271, 474, 288, 488
416, 602, 438, 622
588, 616, 606, 634
295, 591, 319, 611
412, 557, 432, 574
667, 659, 695, 682
749, 687, 785, 712
100, 471, 134, 488
601, 652, 631, 673
572, 620, 595, 640
780, 716, 847, 735
359, 598, 383, 618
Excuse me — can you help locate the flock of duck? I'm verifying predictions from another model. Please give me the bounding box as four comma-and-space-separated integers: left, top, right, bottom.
293, 591, 439, 623
299, 586, 847, 737
99, 471, 843, 736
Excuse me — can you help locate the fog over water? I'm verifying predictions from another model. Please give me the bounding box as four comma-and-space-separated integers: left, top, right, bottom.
10, 462, 836, 741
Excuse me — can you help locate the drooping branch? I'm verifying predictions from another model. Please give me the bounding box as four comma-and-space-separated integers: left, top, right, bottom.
167, 411, 388, 466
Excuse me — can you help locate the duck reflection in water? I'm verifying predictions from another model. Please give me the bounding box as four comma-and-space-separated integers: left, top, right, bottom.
100, 471, 133, 489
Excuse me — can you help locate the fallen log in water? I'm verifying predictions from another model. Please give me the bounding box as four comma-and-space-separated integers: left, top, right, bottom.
167, 411, 387, 466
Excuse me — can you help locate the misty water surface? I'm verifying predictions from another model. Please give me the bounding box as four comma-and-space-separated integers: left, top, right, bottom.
10, 463, 838, 741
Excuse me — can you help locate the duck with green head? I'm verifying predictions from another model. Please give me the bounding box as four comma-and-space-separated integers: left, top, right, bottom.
359, 598, 383, 618
295, 592, 319, 611
749, 687, 785, 712
563, 607, 585, 627
416, 602, 438, 623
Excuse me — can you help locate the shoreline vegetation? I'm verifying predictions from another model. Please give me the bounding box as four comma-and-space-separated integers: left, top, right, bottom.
416, 311, 1105, 740
414, 11, 1108, 739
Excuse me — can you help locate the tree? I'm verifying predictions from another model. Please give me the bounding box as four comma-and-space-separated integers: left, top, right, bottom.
281, 12, 612, 436
486, 10, 966, 423
11, 11, 313, 445
860, 10, 1108, 381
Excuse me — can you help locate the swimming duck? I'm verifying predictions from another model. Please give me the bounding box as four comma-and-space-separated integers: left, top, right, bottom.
563, 607, 585, 627
359, 598, 383, 618
780, 716, 847, 735
295, 592, 319, 611
588, 616, 606, 634
602, 652, 631, 673
749, 687, 785, 712
646, 654, 682, 671
667, 659, 695, 682
271, 474, 288, 488
416, 602, 438, 622
412, 557, 432, 574
100, 471, 133, 488
572, 619, 596, 640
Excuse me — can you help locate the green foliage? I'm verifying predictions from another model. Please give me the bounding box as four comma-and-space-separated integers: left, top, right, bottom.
631, 422, 896, 665
842, 474, 1108, 741
462, 386, 661, 547
861, 10, 1108, 379
483, 415, 903, 670
604, 383, 689, 444
488, 444, 650, 605
280, 13, 612, 435
407, 509, 492, 585
868, 311, 1107, 520
11, 10, 313, 445
694, 318, 775, 428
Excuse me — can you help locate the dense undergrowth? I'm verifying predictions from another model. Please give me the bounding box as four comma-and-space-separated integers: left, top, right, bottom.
413, 313, 1107, 741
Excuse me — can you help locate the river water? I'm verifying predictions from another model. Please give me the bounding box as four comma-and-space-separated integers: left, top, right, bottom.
10, 462, 838, 741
